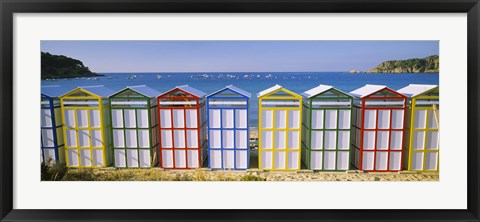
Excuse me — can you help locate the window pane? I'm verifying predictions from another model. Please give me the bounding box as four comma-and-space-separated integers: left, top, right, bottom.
90, 110, 101, 127
413, 131, 425, 150
261, 130, 273, 149
261, 110, 273, 128
378, 110, 390, 129
113, 130, 125, 148
364, 110, 376, 129
338, 110, 351, 129
138, 130, 150, 148
222, 109, 234, 128
159, 110, 171, 128
414, 110, 427, 129
311, 110, 324, 129
186, 109, 198, 128
376, 131, 389, 150
325, 110, 337, 129
172, 110, 184, 128
426, 131, 439, 150
41, 109, 52, 127
288, 110, 300, 129
337, 131, 350, 150
137, 109, 149, 128
391, 110, 404, 129
428, 109, 439, 129
125, 130, 137, 148
77, 110, 88, 127
235, 109, 247, 128
79, 130, 90, 147
363, 131, 375, 150
112, 109, 123, 128
288, 131, 299, 149
274, 131, 286, 149
209, 109, 221, 128
275, 110, 286, 128
324, 131, 336, 150
124, 110, 137, 128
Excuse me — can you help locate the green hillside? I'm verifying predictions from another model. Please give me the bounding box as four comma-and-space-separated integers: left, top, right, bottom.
366, 55, 439, 73
41, 52, 103, 79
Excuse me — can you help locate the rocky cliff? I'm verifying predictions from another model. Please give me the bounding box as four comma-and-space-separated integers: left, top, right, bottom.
366, 55, 439, 73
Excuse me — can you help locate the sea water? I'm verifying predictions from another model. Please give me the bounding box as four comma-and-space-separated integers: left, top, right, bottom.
41, 72, 439, 127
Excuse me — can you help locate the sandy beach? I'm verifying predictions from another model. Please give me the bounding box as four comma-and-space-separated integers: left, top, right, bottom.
61, 168, 438, 181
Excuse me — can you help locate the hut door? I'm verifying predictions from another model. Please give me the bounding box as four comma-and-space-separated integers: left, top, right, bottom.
112, 108, 152, 168
64, 108, 104, 167
261, 109, 300, 170
159, 108, 200, 169
209, 108, 248, 169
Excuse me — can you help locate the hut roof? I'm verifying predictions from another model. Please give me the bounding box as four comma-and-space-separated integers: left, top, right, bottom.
41, 85, 69, 98
111, 85, 160, 98
207, 84, 252, 98
349, 84, 389, 98
397, 84, 439, 97
302, 84, 342, 98
257, 84, 283, 98
174, 85, 206, 98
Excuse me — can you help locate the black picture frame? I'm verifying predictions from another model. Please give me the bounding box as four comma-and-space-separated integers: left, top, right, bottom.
1, 0, 479, 221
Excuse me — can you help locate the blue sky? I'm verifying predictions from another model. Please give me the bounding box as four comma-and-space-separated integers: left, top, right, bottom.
41, 41, 438, 73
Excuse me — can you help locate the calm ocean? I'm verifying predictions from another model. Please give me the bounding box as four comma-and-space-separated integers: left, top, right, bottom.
41, 72, 439, 127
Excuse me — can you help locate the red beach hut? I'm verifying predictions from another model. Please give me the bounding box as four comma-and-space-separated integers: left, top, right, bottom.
157, 85, 207, 169
350, 85, 407, 172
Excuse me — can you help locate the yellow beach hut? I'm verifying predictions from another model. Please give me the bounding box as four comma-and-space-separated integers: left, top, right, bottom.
60, 85, 115, 168
398, 84, 439, 172
258, 85, 302, 171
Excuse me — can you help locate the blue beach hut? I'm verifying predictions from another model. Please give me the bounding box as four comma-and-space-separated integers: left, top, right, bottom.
206, 85, 251, 170
41, 85, 69, 165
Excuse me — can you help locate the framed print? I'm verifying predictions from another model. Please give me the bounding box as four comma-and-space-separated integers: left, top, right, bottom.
1, 0, 479, 221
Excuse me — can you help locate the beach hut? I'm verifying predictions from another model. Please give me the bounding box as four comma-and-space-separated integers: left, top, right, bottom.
60, 85, 115, 168
157, 85, 207, 169
206, 85, 251, 170
109, 85, 161, 168
301, 85, 353, 171
258, 85, 302, 171
398, 84, 439, 172
350, 85, 407, 172
41, 85, 69, 165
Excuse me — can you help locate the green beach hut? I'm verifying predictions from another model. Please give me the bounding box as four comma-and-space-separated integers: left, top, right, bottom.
109, 85, 161, 168
301, 85, 353, 171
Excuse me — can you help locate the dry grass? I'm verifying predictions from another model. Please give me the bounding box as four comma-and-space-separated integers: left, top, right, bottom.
41, 161, 68, 181
41, 165, 438, 182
